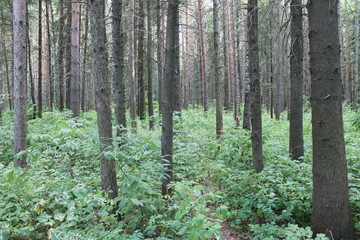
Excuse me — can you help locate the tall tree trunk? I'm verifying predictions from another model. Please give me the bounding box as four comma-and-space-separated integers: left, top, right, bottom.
213, 0, 223, 137
308, 0, 355, 238
58, 0, 65, 111
112, 0, 126, 135
222, 0, 230, 111
129, 0, 137, 132
13, 0, 28, 167
242, 4, 251, 130
275, 0, 284, 120
28, 28, 36, 119
156, 0, 164, 114
70, 2, 80, 117
81, 6, 89, 112
89, 0, 118, 200
65, 1, 71, 109
248, 0, 263, 173
344, 1, 351, 102
45, 0, 53, 111
1, 8, 12, 111
137, 0, 146, 120
162, 0, 179, 196
38, 0, 43, 118
147, 0, 154, 130
289, 0, 304, 160
355, 0, 359, 105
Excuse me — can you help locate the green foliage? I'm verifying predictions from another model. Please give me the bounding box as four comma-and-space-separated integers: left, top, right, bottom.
0, 106, 359, 239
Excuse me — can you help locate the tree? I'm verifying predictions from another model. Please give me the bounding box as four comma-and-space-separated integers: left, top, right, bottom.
89, 0, 118, 199
147, 0, 155, 130
161, 0, 179, 196
354, 0, 359, 105
289, 0, 304, 160
137, 0, 146, 121
38, 0, 43, 118
156, 0, 164, 114
112, 0, 126, 135
129, 0, 137, 132
70, 1, 80, 118
13, 0, 27, 167
248, 0, 263, 173
275, 0, 284, 120
308, 0, 355, 238
58, 0, 65, 111
213, 0, 223, 137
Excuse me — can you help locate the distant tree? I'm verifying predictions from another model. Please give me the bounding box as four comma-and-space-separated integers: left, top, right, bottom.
156, 0, 164, 114
64, 0, 71, 110
129, 0, 137, 132
289, 0, 304, 160
147, 0, 155, 130
248, 0, 263, 173
137, 0, 146, 121
161, 0, 179, 196
38, 0, 43, 118
275, 0, 284, 120
13, 0, 28, 167
308, 0, 355, 238
57, 0, 65, 111
213, 0, 223, 137
89, 0, 118, 199
70, 1, 80, 118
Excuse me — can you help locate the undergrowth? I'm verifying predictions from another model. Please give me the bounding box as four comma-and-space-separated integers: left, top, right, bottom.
0, 105, 359, 239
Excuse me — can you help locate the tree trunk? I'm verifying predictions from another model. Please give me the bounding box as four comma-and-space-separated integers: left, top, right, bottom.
81, 6, 89, 112
161, 0, 179, 196
112, 0, 127, 135
308, 0, 355, 238
222, 0, 230, 111
344, 2, 351, 102
248, 0, 263, 173
355, 0, 359, 105
70, 1, 80, 118
289, 0, 304, 160
45, 0, 53, 111
13, 0, 28, 167
137, 0, 146, 120
213, 0, 223, 138
65, 1, 71, 109
129, 0, 137, 132
27, 24, 36, 119
58, 0, 65, 111
1, 8, 12, 111
89, 0, 118, 200
156, 0, 164, 114
275, 0, 284, 120
147, 0, 154, 130
38, 0, 43, 118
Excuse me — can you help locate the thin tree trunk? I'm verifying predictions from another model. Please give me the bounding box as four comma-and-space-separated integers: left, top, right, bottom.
65, 0, 71, 109
222, 0, 230, 111
13, 0, 28, 167
112, 0, 127, 135
308, 0, 355, 238
275, 0, 284, 120
28, 30, 36, 119
81, 5, 89, 112
156, 0, 164, 114
355, 0, 359, 105
344, 1, 351, 101
89, 0, 119, 199
58, 0, 65, 111
289, 0, 304, 160
162, 0, 179, 196
147, 0, 155, 130
70, 1, 80, 117
45, 0, 53, 111
38, 0, 43, 118
137, 0, 146, 120
248, 0, 263, 173
1, 8, 12, 111
213, 0, 223, 137
129, 0, 137, 132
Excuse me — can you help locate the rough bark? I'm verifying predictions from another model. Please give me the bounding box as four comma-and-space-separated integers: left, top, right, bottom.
129, 0, 137, 132
1, 8, 12, 111
308, 0, 355, 239
38, 0, 43, 118
137, 0, 146, 120
161, 0, 179, 196
147, 0, 154, 130
275, 0, 284, 120
289, 0, 304, 160
344, 2, 351, 101
70, 1, 80, 118
81, 6, 89, 112
112, 0, 126, 135
58, 0, 65, 111
222, 0, 230, 111
65, 0, 71, 109
248, 0, 263, 173
13, 0, 28, 167
156, 0, 164, 114
89, 0, 118, 199
213, 0, 223, 138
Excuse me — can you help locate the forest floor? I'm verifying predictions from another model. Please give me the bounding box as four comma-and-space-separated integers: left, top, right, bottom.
0, 106, 359, 239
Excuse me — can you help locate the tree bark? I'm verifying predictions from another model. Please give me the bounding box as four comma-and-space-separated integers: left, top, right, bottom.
129, 0, 137, 132
289, 0, 304, 160
344, 1, 351, 102
13, 0, 28, 167
161, 0, 179, 196
81, 6, 89, 112
248, 0, 263, 173
275, 0, 284, 120
65, 0, 71, 110
137, 0, 146, 120
147, 0, 154, 130
70, 1, 80, 118
112, 0, 126, 135
355, 0, 359, 105
89, 0, 118, 199
308, 0, 355, 238
38, 0, 43, 118
156, 0, 164, 114
222, 0, 230, 111
213, 0, 223, 138
1, 8, 12, 111
58, 0, 65, 111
